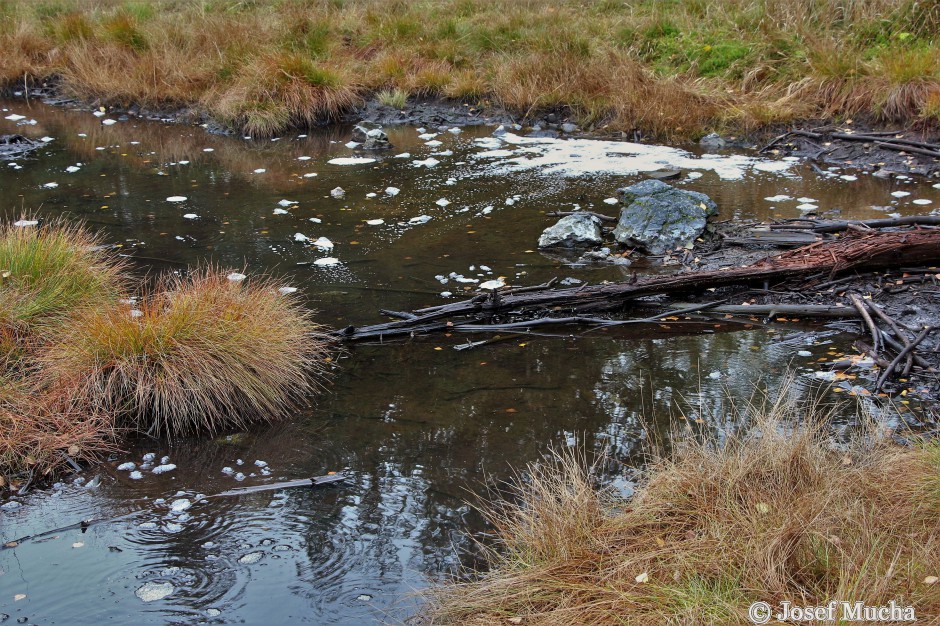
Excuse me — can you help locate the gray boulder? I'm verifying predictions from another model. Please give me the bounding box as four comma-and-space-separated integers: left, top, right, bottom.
351, 123, 392, 150
613, 180, 718, 254
538, 213, 603, 248
699, 132, 727, 149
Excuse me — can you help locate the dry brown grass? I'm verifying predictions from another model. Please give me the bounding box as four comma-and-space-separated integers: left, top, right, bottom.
2, 0, 940, 137
0, 381, 118, 481
41, 268, 334, 436
423, 392, 940, 625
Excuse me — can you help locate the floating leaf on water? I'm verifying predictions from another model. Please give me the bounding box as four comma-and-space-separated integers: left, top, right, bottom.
72, 542, 84, 548
13, 593, 26, 601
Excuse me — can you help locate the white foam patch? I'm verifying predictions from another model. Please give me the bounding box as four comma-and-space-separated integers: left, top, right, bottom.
472, 133, 795, 180
4, 114, 25, 121
313, 257, 340, 266
891, 191, 911, 198
764, 194, 791, 202
328, 157, 376, 165
166, 196, 187, 202
912, 199, 931, 205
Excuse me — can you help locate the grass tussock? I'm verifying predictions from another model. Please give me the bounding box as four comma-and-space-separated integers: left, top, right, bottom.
0, 218, 334, 480
424, 395, 940, 624
0, 219, 125, 343
42, 268, 333, 436
3, 0, 940, 137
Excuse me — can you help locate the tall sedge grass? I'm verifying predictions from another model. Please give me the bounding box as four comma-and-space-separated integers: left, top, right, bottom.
423, 391, 940, 624
42, 268, 333, 436
2, 0, 940, 137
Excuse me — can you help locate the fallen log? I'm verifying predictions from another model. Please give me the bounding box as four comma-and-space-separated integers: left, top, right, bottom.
335, 230, 940, 341
770, 216, 940, 232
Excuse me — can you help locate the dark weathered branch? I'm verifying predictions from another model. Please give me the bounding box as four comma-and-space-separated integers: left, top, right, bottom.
334, 231, 940, 341
876, 327, 936, 391
770, 216, 940, 233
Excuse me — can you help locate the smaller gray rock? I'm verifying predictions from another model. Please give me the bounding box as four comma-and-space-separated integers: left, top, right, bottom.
538, 213, 603, 248
561, 122, 579, 133
699, 132, 726, 149
351, 123, 392, 150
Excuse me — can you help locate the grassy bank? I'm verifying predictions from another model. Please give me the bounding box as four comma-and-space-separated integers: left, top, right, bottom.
0, 219, 332, 482
2, 1, 939, 138
423, 399, 940, 624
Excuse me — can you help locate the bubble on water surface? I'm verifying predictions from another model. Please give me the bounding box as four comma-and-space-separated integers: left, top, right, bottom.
238, 551, 263, 564
135, 581, 174, 602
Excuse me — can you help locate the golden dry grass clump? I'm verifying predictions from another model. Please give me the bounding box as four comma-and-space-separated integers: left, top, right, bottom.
424, 397, 940, 624
0, 219, 334, 480
42, 269, 333, 437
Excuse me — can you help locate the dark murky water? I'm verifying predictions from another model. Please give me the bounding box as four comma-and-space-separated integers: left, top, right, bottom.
1, 101, 937, 624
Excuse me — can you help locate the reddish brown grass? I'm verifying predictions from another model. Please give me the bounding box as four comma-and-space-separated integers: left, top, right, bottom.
423, 393, 940, 624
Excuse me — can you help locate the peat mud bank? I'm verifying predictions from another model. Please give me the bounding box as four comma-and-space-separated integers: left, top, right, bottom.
757, 122, 940, 178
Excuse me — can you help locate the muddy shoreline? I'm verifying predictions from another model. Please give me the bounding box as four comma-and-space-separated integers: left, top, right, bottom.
7, 82, 940, 180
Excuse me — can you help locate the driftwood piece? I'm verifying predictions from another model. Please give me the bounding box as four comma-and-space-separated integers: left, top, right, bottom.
876, 327, 936, 391
335, 230, 940, 341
